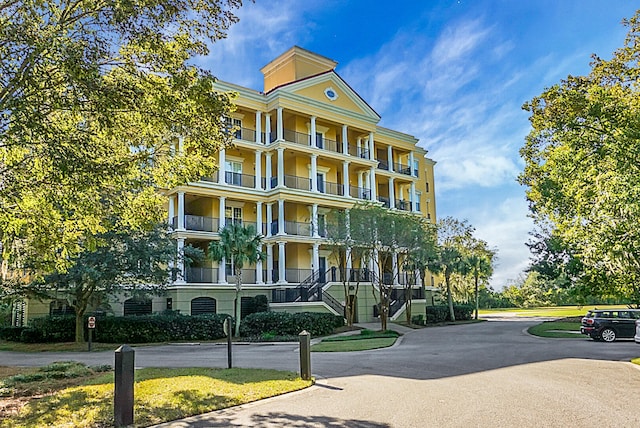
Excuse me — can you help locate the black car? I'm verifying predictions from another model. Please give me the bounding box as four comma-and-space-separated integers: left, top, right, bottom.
580, 309, 640, 342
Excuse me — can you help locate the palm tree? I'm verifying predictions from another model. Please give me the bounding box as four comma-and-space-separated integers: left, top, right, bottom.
209, 223, 264, 336
466, 253, 493, 320
429, 246, 465, 321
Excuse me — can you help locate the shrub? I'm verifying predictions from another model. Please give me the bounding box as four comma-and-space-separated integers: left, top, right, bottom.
411, 314, 425, 326
0, 326, 28, 342
240, 312, 344, 337
28, 316, 75, 342
425, 304, 474, 324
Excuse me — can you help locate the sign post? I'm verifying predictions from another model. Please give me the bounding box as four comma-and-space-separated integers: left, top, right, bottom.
87, 316, 96, 352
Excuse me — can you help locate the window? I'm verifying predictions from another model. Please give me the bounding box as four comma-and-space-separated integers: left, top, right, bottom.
413, 159, 419, 177
191, 297, 216, 315
415, 192, 422, 212
225, 206, 242, 225
225, 117, 242, 139
315, 132, 324, 148
318, 214, 327, 237
225, 160, 242, 186
317, 173, 325, 193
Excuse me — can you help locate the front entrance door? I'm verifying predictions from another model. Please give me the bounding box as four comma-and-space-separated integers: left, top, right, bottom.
318, 257, 327, 283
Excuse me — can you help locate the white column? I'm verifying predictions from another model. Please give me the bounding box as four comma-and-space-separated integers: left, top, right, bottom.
266, 203, 273, 237
342, 125, 348, 154
388, 145, 394, 172
409, 151, 415, 176
357, 137, 362, 157
177, 192, 185, 230
255, 150, 262, 190
312, 243, 320, 273
369, 167, 377, 200
369, 132, 375, 161
175, 238, 185, 284
218, 149, 226, 184
342, 161, 350, 197
346, 247, 352, 270
411, 182, 417, 212
277, 199, 285, 235
310, 154, 318, 192
178, 136, 184, 154
265, 113, 272, 144
265, 152, 272, 189
168, 195, 175, 229
276, 107, 283, 141
278, 242, 286, 283
255, 111, 262, 144
277, 147, 284, 187
219, 196, 226, 230
312, 204, 319, 238
392, 252, 399, 285
256, 245, 264, 284
218, 256, 227, 284
357, 172, 363, 198
310, 116, 316, 147
266, 244, 273, 284
389, 178, 396, 209
256, 201, 263, 235
370, 248, 378, 274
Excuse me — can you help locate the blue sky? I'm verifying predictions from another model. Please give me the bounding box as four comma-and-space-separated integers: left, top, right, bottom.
197, 1, 639, 289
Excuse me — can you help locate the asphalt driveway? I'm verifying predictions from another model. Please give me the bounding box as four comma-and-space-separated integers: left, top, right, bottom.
2, 317, 640, 426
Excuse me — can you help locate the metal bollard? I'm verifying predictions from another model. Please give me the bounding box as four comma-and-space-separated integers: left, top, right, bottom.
114, 345, 135, 427
299, 330, 311, 380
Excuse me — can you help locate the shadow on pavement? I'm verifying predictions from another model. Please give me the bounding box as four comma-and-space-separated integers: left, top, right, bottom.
160, 412, 391, 427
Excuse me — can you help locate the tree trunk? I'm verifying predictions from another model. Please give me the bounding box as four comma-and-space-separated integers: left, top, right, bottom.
235, 269, 242, 337
405, 287, 412, 324
75, 310, 86, 343
446, 274, 455, 322
474, 275, 479, 320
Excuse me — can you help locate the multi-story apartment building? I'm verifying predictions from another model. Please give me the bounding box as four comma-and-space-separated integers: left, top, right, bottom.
18, 47, 440, 324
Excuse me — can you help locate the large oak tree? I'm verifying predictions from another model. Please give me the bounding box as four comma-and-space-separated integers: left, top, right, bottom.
519, 12, 640, 301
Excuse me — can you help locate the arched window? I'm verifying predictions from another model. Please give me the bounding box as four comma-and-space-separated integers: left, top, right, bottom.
124, 298, 152, 316
191, 297, 216, 316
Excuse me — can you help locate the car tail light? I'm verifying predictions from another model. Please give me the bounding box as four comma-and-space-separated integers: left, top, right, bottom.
583, 318, 594, 325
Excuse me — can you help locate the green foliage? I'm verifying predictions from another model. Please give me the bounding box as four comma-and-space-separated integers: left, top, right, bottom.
246, 295, 269, 315
520, 12, 640, 302
425, 304, 474, 323
0, 326, 26, 341
209, 223, 264, 336
6, 314, 230, 343
240, 312, 344, 337
411, 314, 426, 326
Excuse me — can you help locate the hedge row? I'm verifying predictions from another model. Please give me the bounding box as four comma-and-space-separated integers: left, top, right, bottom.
0, 311, 345, 343
240, 312, 344, 337
425, 304, 474, 324
0, 314, 231, 343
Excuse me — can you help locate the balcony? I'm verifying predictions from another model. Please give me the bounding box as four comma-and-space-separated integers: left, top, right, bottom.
319, 180, 344, 196
349, 185, 371, 200
395, 200, 412, 211
172, 215, 219, 232
225, 171, 256, 188
394, 162, 412, 176
348, 144, 370, 159
378, 196, 390, 208
377, 159, 390, 171
270, 268, 314, 284
185, 267, 219, 283
284, 174, 311, 191
284, 220, 312, 236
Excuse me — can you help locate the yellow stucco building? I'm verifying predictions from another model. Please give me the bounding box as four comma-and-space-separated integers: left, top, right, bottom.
16, 47, 440, 325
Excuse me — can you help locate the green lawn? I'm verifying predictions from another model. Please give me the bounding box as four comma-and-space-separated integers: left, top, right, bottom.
311, 330, 399, 352
0, 363, 311, 427
480, 305, 629, 318
527, 321, 583, 338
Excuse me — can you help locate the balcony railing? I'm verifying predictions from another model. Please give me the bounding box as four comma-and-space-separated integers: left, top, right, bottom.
284, 174, 311, 191
348, 144, 370, 159
284, 220, 312, 236
394, 162, 412, 176
319, 180, 344, 196
378, 196, 390, 208
225, 171, 255, 188
396, 200, 412, 211
315, 136, 340, 154
270, 268, 314, 284
349, 185, 371, 200
283, 129, 311, 146
185, 215, 219, 232
185, 267, 218, 283
377, 159, 390, 171
201, 171, 219, 183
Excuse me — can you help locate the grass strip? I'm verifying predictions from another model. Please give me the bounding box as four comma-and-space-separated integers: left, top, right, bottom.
527, 321, 583, 338
312, 337, 397, 352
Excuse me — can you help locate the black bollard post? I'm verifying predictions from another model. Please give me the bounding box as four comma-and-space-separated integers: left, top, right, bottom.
299, 330, 311, 380
224, 316, 233, 369
114, 345, 135, 427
